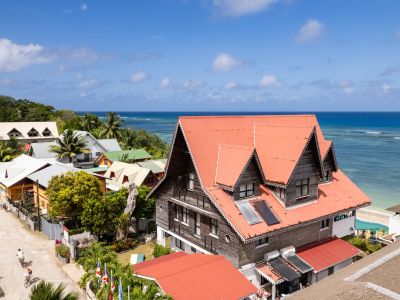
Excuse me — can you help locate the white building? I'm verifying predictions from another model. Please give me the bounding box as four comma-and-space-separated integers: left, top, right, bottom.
0, 122, 59, 143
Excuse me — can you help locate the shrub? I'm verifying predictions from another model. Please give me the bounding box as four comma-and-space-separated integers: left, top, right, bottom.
110, 238, 138, 253
55, 244, 71, 258
366, 242, 382, 254
152, 244, 172, 258
347, 236, 367, 251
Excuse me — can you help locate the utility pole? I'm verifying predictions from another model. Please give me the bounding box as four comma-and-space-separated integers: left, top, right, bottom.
36, 180, 41, 231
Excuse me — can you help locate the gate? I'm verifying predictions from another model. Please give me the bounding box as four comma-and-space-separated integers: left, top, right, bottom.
41, 216, 63, 240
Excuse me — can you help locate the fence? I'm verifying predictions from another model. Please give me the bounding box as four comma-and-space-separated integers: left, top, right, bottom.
8, 202, 39, 231
41, 216, 63, 240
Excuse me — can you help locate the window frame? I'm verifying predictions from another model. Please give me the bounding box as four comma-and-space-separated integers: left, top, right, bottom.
210, 218, 218, 236
239, 183, 255, 199
320, 218, 330, 229
188, 173, 195, 190
194, 212, 201, 236
295, 178, 310, 198
182, 207, 189, 224
175, 238, 184, 250
255, 236, 269, 247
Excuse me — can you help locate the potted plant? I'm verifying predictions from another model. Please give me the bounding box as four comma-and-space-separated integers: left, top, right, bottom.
55, 244, 71, 264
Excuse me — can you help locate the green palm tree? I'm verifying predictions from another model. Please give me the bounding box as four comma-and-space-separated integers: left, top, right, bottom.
100, 112, 123, 140
30, 281, 79, 300
50, 129, 87, 163
0, 142, 15, 162
80, 113, 102, 132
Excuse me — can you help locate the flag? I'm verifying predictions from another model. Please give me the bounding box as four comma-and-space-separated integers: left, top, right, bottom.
101, 263, 109, 287
95, 258, 101, 278
118, 277, 123, 300
110, 270, 116, 293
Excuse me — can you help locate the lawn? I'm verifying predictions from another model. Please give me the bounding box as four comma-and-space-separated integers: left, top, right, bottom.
117, 240, 156, 266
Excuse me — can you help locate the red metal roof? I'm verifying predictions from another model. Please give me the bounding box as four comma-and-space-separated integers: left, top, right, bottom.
134, 253, 257, 300
296, 238, 362, 272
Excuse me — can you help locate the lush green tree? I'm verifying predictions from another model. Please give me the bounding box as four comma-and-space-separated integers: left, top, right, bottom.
54, 110, 82, 132
30, 281, 79, 300
81, 189, 128, 236
77, 242, 119, 273
0, 141, 16, 162
152, 244, 172, 258
100, 112, 123, 139
80, 113, 102, 132
47, 171, 103, 226
133, 186, 156, 220
50, 129, 86, 163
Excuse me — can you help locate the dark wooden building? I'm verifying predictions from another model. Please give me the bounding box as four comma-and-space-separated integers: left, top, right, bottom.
151, 115, 370, 299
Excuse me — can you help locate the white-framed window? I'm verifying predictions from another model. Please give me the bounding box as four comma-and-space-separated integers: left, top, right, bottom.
175, 238, 184, 250
255, 236, 269, 247
182, 207, 189, 224
175, 205, 180, 220
210, 218, 218, 236
320, 218, 330, 229
195, 212, 201, 236
274, 187, 286, 199
188, 173, 195, 190
295, 178, 309, 197
239, 183, 255, 199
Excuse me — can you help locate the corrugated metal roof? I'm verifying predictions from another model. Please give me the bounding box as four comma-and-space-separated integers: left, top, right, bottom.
97, 139, 121, 151
0, 122, 59, 140
30, 142, 57, 159
137, 159, 166, 174
103, 149, 152, 162
134, 253, 257, 300
297, 238, 362, 272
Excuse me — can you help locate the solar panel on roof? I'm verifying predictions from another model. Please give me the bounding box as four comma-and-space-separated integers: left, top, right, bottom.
253, 200, 280, 225
236, 202, 262, 225
269, 257, 300, 282
285, 255, 313, 273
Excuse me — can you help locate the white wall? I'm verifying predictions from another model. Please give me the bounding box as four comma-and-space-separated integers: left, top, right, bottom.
334, 258, 353, 272
240, 264, 260, 288
332, 216, 355, 237
389, 214, 400, 235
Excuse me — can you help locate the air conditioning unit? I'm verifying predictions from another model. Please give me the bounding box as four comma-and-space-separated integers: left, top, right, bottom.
264, 250, 280, 261
280, 246, 295, 258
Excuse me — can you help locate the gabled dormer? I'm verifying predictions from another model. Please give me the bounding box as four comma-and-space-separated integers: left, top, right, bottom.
8, 128, 22, 138
42, 127, 52, 137
215, 145, 264, 200
27, 127, 39, 137
321, 142, 338, 183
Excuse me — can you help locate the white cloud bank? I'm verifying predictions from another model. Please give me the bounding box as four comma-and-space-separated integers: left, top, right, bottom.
0, 38, 53, 72
159, 77, 171, 88
130, 71, 148, 83
212, 53, 241, 72
259, 75, 281, 87
212, 0, 277, 17
295, 19, 325, 43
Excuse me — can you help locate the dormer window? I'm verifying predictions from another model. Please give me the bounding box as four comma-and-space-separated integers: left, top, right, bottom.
28, 128, 39, 137
42, 128, 52, 137
187, 173, 195, 190
239, 183, 255, 199
110, 171, 116, 179
295, 179, 309, 198
274, 187, 286, 200
323, 170, 331, 182
8, 128, 22, 138
122, 175, 129, 184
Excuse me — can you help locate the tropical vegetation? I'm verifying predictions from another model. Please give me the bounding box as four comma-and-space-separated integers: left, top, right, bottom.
0, 140, 20, 162
29, 280, 79, 300
78, 243, 172, 300
100, 112, 123, 140
49, 129, 87, 162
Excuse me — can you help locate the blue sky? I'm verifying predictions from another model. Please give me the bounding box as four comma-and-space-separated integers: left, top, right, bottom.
0, 0, 399, 111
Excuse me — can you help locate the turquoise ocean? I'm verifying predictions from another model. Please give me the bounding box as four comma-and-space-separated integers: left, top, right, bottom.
86, 112, 400, 212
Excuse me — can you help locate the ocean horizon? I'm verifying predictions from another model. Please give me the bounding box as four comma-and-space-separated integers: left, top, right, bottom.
83, 111, 400, 212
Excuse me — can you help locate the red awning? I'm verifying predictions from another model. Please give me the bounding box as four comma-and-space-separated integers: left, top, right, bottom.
297, 238, 361, 272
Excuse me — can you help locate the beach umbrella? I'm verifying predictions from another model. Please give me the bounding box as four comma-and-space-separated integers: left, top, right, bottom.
118, 277, 123, 300
101, 263, 109, 287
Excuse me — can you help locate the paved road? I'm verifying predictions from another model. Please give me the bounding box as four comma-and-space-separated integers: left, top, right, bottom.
0, 209, 83, 299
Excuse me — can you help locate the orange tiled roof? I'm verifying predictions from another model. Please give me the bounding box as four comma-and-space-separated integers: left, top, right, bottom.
256, 262, 284, 284
206, 170, 369, 239
177, 115, 370, 240
215, 144, 254, 188
179, 115, 328, 186
134, 253, 257, 300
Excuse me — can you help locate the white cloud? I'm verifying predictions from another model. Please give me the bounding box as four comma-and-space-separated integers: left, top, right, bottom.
259, 75, 281, 87
212, 0, 277, 17
159, 77, 171, 88
338, 80, 354, 95
212, 53, 241, 72
130, 71, 148, 84
0, 38, 53, 72
79, 78, 99, 90
223, 82, 238, 90
295, 19, 324, 43
382, 84, 391, 94
183, 79, 204, 90
79, 4, 88, 11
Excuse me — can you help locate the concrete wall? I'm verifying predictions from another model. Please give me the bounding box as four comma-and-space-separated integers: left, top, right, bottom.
389, 214, 400, 235
332, 216, 355, 237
